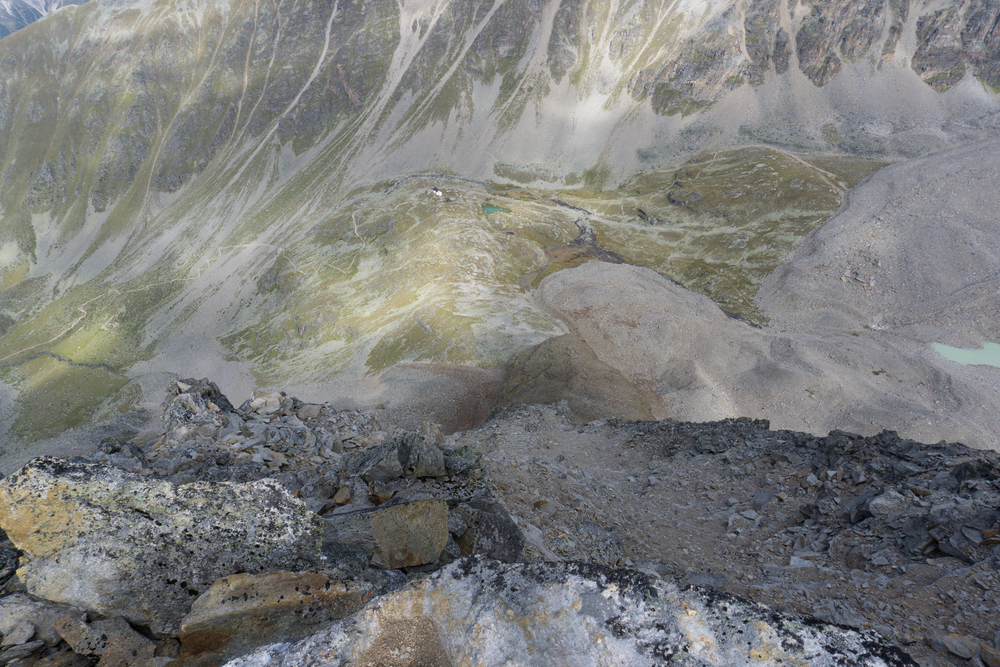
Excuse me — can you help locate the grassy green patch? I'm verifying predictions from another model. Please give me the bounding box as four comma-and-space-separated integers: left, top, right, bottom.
543, 147, 889, 323
2, 358, 129, 443
799, 155, 894, 189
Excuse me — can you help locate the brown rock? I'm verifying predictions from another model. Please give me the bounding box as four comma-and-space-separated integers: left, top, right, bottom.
332, 485, 351, 505
981, 644, 1000, 667
323, 498, 448, 568
53, 616, 156, 667
179, 571, 377, 665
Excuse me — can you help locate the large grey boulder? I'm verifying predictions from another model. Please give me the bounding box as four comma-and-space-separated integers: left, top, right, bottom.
0, 458, 325, 637
222, 557, 916, 667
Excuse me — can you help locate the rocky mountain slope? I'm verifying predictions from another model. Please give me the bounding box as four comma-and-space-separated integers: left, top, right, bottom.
0, 0, 999, 451
1, 378, 997, 666
0, 0, 82, 39
495, 139, 1000, 452
1, 1, 999, 665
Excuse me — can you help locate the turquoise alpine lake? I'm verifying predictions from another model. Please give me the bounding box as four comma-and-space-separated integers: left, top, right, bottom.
932, 342, 1000, 368
482, 204, 512, 214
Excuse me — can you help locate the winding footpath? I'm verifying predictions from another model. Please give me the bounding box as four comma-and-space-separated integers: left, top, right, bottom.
0, 351, 116, 372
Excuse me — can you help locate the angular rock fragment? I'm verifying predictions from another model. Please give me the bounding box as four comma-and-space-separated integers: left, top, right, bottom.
0, 621, 34, 647
442, 444, 483, 478
395, 431, 445, 478
981, 644, 1000, 667
453, 499, 524, 563
345, 442, 403, 483
53, 616, 156, 667
0, 640, 45, 664
32, 649, 95, 667
0, 458, 325, 636
221, 558, 916, 667
323, 498, 448, 569
297, 404, 322, 420
927, 633, 981, 660
0, 593, 86, 646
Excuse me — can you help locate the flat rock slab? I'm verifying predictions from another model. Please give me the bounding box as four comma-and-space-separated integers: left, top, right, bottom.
0, 458, 324, 636
222, 557, 916, 667
179, 571, 385, 666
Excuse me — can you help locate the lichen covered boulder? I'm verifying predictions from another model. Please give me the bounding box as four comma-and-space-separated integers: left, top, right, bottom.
0, 458, 325, 636
222, 557, 916, 667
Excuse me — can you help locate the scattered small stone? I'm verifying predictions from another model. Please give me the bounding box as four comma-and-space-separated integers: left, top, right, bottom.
0, 621, 34, 647
533, 500, 557, 517
0, 640, 45, 664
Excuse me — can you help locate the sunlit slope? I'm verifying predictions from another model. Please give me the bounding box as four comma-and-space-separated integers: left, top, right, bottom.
0, 144, 882, 443
0, 0, 997, 443
1, 0, 996, 301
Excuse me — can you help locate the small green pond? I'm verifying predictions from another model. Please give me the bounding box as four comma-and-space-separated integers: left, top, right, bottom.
483, 204, 512, 214
932, 342, 1000, 368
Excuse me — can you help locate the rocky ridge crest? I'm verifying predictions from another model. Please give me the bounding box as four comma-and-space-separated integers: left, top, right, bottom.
0, 379, 997, 666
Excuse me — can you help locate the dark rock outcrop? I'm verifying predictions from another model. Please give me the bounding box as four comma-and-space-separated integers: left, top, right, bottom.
0, 378, 525, 663
5, 377, 995, 666
912, 1, 1000, 91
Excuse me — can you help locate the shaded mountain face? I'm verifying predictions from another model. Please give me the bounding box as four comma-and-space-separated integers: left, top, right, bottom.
0, 0, 85, 38
0, 0, 998, 443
